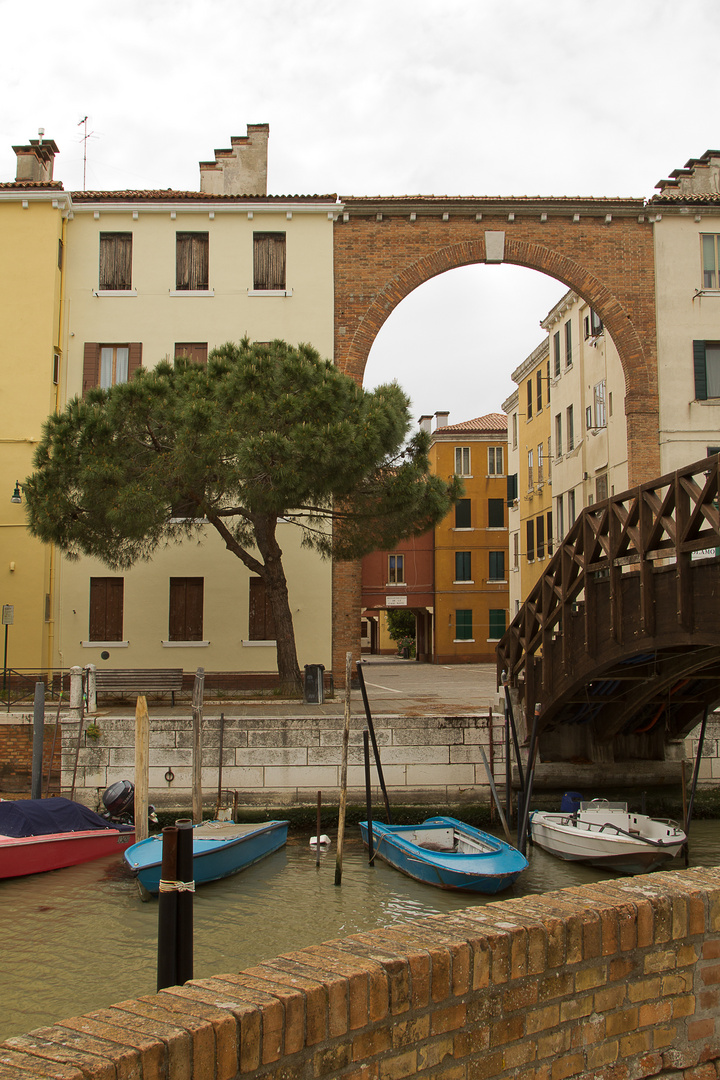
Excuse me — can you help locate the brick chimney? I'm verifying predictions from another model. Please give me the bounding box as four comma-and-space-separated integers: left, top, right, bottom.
13, 134, 59, 183
199, 124, 269, 196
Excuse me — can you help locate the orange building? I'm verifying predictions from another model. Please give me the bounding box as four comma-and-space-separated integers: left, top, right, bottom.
428, 412, 509, 664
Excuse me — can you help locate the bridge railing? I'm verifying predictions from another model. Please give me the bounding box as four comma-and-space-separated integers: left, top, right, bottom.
497, 453, 720, 696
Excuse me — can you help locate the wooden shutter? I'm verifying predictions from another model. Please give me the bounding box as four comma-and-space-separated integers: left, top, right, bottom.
169, 578, 204, 641
694, 341, 708, 400
89, 578, 123, 640
249, 578, 276, 640
253, 233, 286, 290
83, 343, 100, 396
176, 233, 209, 290
128, 342, 143, 380
174, 343, 208, 366
99, 233, 132, 290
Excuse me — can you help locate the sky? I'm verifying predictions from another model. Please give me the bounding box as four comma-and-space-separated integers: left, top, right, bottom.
2, 0, 719, 426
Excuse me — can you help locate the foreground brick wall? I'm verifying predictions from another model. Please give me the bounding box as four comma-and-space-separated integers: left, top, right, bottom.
0, 721, 61, 794
3, 868, 720, 1079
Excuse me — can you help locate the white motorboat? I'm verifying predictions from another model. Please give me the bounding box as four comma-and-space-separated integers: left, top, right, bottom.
529, 800, 686, 874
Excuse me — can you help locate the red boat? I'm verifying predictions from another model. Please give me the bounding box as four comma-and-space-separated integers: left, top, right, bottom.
0, 797, 135, 880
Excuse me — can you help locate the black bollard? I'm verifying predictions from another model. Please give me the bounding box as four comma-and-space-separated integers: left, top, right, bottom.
316, 790, 322, 869
157, 826, 178, 991
363, 730, 374, 864
175, 818, 194, 985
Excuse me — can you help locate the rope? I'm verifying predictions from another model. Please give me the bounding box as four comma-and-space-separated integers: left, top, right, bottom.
158, 879, 196, 893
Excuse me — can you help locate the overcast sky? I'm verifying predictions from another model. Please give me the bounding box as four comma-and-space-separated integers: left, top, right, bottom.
2, 0, 718, 425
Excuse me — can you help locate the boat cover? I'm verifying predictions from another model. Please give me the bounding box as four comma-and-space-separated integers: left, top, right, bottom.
0, 797, 133, 838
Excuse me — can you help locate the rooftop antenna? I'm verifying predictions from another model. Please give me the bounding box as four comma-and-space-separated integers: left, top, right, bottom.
77, 115, 95, 191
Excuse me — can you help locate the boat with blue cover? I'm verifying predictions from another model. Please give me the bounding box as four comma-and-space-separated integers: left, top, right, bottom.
123, 819, 289, 894
359, 815, 527, 894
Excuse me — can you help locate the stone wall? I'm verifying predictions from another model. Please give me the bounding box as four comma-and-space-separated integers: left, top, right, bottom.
3, 868, 720, 1078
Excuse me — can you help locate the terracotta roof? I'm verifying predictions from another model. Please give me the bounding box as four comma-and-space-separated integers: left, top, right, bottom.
434, 413, 508, 436
70, 189, 337, 202
0, 181, 64, 190
650, 192, 720, 205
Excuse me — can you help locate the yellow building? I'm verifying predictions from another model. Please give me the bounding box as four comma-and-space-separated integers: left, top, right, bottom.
0, 139, 68, 674
427, 412, 509, 663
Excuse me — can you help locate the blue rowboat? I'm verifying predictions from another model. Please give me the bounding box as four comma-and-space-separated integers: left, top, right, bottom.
123, 819, 289, 894
359, 815, 527, 894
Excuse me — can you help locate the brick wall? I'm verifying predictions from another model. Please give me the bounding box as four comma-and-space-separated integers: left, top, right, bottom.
4, 868, 720, 1078
0, 718, 62, 794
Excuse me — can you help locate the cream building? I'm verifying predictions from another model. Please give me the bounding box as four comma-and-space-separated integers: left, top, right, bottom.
24, 126, 338, 681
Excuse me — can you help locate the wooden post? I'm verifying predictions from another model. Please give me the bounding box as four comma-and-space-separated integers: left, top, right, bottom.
31, 681, 44, 800
315, 791, 322, 868
135, 695, 150, 842
335, 652, 351, 887
156, 826, 178, 991
363, 729, 374, 864
175, 818, 194, 984
191, 668, 205, 825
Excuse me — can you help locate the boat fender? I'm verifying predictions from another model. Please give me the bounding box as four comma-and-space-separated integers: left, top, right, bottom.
310, 835, 331, 846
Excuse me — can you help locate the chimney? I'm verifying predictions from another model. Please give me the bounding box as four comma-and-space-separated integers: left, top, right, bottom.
13, 134, 59, 183
199, 124, 269, 196
418, 414, 433, 434
434, 411, 450, 430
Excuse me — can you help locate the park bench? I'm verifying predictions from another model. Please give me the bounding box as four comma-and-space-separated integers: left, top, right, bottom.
94, 668, 184, 706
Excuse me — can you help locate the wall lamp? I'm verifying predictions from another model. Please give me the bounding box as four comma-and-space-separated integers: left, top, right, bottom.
11, 482, 24, 504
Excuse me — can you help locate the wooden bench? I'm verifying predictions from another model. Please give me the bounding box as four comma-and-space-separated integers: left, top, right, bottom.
94, 668, 184, 706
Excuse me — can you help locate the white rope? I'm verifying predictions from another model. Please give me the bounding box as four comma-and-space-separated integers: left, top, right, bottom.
158, 878, 196, 893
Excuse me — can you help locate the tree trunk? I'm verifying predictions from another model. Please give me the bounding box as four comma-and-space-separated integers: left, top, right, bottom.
254, 516, 303, 696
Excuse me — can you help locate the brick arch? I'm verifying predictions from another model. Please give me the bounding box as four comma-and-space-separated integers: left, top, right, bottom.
332, 198, 659, 679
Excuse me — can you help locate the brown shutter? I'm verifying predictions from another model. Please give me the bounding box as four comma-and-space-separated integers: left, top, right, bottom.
253, 233, 286, 290
89, 578, 123, 640
83, 343, 100, 396
249, 577, 276, 639
99, 233, 132, 290
174, 343, 208, 366
128, 342, 143, 380
176, 233, 208, 290
169, 577, 204, 641
176, 234, 190, 289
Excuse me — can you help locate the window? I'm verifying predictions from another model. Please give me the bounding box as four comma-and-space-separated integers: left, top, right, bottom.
176, 232, 209, 291
57, 238, 64, 271
591, 310, 603, 336
52, 352, 60, 385
99, 233, 132, 291
506, 473, 518, 504
556, 495, 564, 542
83, 342, 141, 394
527, 449, 534, 489
526, 519, 535, 562
512, 532, 519, 570
489, 551, 505, 581
537, 443, 544, 484
512, 413, 518, 448
169, 577, 204, 641
488, 446, 503, 474
388, 554, 405, 583
566, 404, 575, 452
455, 499, 471, 528
547, 438, 552, 480
596, 473, 608, 502
489, 609, 506, 640
455, 609, 473, 641
536, 370, 543, 413
527, 379, 533, 419
547, 511, 553, 556
249, 577, 276, 640
702, 235, 720, 289
594, 381, 607, 427
455, 447, 471, 476
455, 552, 472, 581
553, 331, 561, 377
488, 498, 504, 528
546, 360, 551, 406
568, 488, 576, 524
253, 232, 286, 290
565, 320, 572, 367
536, 514, 545, 560
175, 342, 208, 366
693, 341, 720, 399
89, 578, 123, 641
555, 413, 563, 457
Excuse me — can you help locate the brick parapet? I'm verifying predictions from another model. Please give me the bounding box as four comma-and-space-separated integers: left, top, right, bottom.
3, 868, 720, 1079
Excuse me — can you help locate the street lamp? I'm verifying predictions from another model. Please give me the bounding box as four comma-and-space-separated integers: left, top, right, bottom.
10, 482, 23, 504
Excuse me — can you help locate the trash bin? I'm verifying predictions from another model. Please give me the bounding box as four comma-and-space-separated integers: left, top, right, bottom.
304, 664, 325, 704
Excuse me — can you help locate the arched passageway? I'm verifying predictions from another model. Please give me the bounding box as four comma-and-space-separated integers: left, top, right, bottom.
332, 195, 659, 677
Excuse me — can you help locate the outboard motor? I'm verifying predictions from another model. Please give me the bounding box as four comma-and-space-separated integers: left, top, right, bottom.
560, 790, 583, 814
101, 780, 158, 826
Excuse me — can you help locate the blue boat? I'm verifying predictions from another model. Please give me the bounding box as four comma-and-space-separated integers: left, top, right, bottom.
123, 819, 289, 894
359, 816, 527, 894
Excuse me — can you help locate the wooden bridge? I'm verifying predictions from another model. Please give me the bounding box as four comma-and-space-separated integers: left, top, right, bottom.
497, 456, 720, 769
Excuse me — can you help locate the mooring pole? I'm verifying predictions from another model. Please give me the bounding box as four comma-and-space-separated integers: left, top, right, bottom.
335, 652, 352, 886
31, 681, 45, 800
478, 742, 513, 845
156, 826, 178, 991
504, 693, 512, 824
356, 661, 392, 823
175, 818, 194, 984
191, 668, 205, 825
685, 705, 709, 854
518, 703, 542, 856
315, 791, 322, 868
134, 695, 150, 843
215, 712, 225, 816
363, 729, 375, 864
45, 692, 63, 798
501, 672, 525, 796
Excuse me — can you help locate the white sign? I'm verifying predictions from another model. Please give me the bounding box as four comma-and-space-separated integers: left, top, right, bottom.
386, 596, 408, 607
691, 548, 719, 561
2, 605, 13, 625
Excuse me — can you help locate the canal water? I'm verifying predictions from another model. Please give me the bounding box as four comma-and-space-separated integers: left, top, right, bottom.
1, 822, 719, 1042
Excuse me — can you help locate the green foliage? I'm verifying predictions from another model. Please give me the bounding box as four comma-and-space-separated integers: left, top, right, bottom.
386, 609, 416, 643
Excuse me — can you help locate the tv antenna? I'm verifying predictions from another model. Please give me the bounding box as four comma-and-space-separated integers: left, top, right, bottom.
77, 116, 95, 191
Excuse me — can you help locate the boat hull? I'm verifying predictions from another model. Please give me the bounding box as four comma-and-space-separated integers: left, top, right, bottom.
0, 828, 135, 879
530, 807, 686, 875
124, 819, 289, 894
359, 816, 527, 894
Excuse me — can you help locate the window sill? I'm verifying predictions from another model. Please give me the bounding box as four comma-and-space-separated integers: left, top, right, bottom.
453, 638, 475, 643
385, 583, 407, 588
247, 289, 293, 297
487, 637, 502, 643
486, 474, 506, 479
242, 639, 276, 647
82, 640, 129, 648
93, 290, 137, 297
693, 398, 720, 405
454, 473, 473, 479
162, 640, 210, 647
453, 527, 474, 532
486, 527, 507, 531
488, 579, 507, 584
453, 580, 474, 585
169, 290, 215, 297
